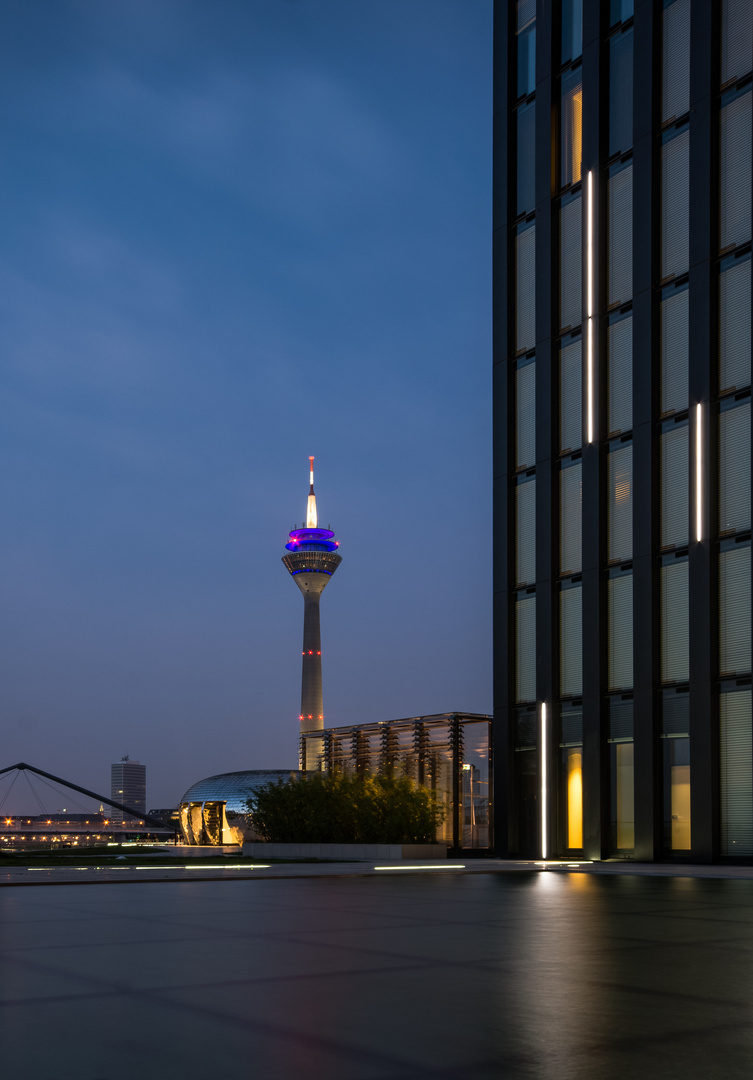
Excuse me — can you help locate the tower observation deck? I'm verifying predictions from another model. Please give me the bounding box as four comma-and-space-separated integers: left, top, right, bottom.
282, 457, 342, 744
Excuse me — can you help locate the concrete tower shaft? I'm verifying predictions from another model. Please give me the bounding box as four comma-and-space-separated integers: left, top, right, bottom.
282, 458, 341, 739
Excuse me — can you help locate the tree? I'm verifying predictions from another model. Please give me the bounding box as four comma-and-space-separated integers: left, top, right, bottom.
246, 772, 444, 844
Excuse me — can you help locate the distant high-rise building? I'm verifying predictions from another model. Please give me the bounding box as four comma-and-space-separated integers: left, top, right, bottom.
282, 458, 342, 762
494, 1, 753, 862
110, 757, 146, 824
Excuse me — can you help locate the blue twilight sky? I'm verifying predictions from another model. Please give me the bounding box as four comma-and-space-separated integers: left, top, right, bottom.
0, 0, 493, 812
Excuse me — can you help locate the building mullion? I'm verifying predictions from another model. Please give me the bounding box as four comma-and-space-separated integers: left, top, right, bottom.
632, 0, 660, 861
688, 0, 718, 863
581, 3, 605, 861
533, 0, 555, 858
491, 4, 512, 856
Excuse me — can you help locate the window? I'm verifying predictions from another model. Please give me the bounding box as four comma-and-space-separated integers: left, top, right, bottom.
560, 583, 582, 696
560, 336, 582, 453
516, 220, 536, 354
608, 697, 634, 852
513, 706, 538, 855
515, 476, 536, 587
661, 126, 690, 280
721, 0, 753, 87
661, 283, 689, 413
608, 442, 633, 562
719, 400, 751, 535
560, 193, 582, 332
661, 558, 689, 683
608, 312, 633, 436
608, 162, 633, 307
561, 68, 583, 187
516, 594, 536, 703
516, 100, 536, 217
561, 0, 582, 65
559, 705, 583, 851
516, 0, 536, 99
661, 691, 690, 852
720, 254, 751, 394
610, 0, 633, 26
609, 27, 633, 157
661, 421, 689, 548
720, 87, 752, 252
516, 358, 536, 470
560, 460, 582, 574
720, 686, 753, 856
720, 542, 752, 676
662, 0, 690, 124
608, 572, 633, 691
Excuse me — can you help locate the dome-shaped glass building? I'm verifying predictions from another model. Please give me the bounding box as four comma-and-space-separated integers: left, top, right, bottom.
179, 770, 299, 845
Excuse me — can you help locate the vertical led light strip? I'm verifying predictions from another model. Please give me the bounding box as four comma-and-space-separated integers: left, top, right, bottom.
696, 403, 703, 541
587, 170, 594, 444
541, 701, 548, 859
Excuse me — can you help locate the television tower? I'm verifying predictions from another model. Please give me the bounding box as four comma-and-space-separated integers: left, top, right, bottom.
282, 457, 342, 739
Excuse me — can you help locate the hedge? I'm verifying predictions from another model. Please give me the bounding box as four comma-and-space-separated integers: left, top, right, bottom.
246, 772, 444, 844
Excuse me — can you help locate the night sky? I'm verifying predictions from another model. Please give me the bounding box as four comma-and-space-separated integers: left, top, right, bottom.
0, 0, 493, 812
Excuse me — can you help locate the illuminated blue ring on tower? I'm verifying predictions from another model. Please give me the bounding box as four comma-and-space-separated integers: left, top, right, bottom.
286, 527, 340, 553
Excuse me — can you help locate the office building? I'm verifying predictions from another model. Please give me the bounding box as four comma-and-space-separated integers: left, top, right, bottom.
493, 0, 752, 861
110, 758, 146, 825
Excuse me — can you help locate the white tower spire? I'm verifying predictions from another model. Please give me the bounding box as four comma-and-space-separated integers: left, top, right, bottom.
306, 455, 317, 528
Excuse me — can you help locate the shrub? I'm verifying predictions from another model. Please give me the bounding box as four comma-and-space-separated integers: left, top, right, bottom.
246, 772, 444, 844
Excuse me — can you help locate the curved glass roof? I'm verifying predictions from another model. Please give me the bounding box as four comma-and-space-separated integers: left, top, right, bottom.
180, 770, 299, 814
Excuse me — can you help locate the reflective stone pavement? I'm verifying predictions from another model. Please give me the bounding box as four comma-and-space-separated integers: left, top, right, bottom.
2, 870, 753, 1078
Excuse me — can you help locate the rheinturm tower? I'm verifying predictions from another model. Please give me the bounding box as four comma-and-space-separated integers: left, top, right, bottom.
282, 458, 342, 743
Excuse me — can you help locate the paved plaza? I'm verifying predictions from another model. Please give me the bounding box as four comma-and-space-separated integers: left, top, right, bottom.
2, 867, 752, 1078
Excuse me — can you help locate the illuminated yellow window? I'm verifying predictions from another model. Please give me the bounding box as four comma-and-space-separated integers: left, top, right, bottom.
562, 71, 583, 187
567, 748, 583, 849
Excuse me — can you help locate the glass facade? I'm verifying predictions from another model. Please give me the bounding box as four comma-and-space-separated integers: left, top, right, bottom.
560, 192, 582, 331
608, 697, 634, 855
516, 0, 536, 100
607, 312, 632, 436
515, 475, 536, 587
496, 1, 753, 864
609, 27, 633, 158
660, 283, 689, 413
608, 572, 633, 692
560, 582, 582, 697
719, 254, 751, 394
560, 336, 582, 452
561, 68, 583, 188
661, 690, 691, 853
515, 221, 536, 353
301, 714, 492, 851
560, 460, 582, 574
559, 703, 583, 852
607, 442, 633, 563
660, 420, 689, 549
661, 557, 689, 684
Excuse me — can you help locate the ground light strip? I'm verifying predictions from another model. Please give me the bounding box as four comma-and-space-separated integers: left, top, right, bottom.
541, 702, 548, 860
373, 865, 466, 871
534, 861, 593, 869
27, 865, 272, 871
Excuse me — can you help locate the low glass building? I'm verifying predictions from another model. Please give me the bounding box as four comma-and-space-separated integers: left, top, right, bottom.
179, 770, 298, 844
300, 713, 493, 852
